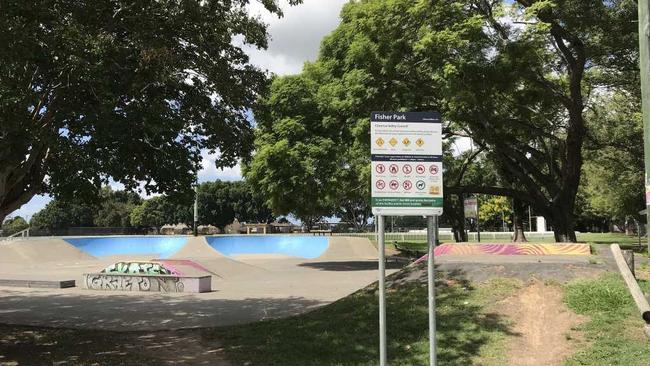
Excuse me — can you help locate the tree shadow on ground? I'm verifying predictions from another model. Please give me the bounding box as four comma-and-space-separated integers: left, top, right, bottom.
0, 290, 325, 331
208, 265, 519, 366
0, 294, 327, 365
298, 260, 404, 271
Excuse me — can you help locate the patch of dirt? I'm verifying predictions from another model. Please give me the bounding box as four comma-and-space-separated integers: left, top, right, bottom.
496, 280, 586, 366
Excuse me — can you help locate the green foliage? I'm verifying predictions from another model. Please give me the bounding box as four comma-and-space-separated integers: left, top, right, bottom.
564, 273, 650, 366
0, 0, 295, 221
30, 199, 95, 231
478, 196, 512, 229
129, 196, 191, 228
564, 273, 634, 314
1, 216, 28, 236
31, 187, 140, 230
130, 180, 274, 229
580, 92, 644, 225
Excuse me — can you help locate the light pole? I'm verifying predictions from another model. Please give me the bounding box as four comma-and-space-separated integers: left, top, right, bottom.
639, 0, 650, 254
193, 181, 198, 237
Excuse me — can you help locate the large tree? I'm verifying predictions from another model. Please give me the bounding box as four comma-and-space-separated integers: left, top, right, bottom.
0, 0, 300, 223
252, 0, 637, 242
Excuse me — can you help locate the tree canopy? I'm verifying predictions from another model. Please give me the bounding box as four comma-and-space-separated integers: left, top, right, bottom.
247, 0, 640, 242
0, 0, 300, 223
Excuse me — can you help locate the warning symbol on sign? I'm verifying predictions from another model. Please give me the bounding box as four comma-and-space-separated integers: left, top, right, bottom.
376, 137, 385, 147
416, 180, 426, 190
403, 180, 413, 190
389, 180, 399, 190
375, 164, 385, 174
376, 180, 386, 190
389, 137, 398, 147
389, 164, 399, 174
402, 137, 411, 147
402, 164, 412, 174
416, 138, 425, 147
429, 165, 439, 175
416, 165, 425, 174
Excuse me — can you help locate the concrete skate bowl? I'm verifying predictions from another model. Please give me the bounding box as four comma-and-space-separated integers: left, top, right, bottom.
0, 235, 392, 331
205, 235, 329, 259
64, 236, 189, 259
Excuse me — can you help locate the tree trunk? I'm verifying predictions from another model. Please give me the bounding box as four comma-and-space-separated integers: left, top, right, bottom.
445, 194, 467, 242
549, 208, 577, 243
511, 199, 528, 242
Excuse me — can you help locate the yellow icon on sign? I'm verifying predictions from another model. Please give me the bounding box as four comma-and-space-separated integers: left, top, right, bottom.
376, 137, 385, 147
416, 138, 425, 147
389, 137, 398, 147
402, 137, 411, 146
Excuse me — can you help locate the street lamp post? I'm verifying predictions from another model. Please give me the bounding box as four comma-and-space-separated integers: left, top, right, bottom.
638, 0, 650, 254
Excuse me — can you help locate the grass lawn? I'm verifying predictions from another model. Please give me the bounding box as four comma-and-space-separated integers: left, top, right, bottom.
563, 270, 650, 366
206, 267, 521, 366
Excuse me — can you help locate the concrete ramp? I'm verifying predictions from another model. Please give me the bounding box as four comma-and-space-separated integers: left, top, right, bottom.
0, 238, 96, 263
170, 236, 224, 259
317, 236, 378, 261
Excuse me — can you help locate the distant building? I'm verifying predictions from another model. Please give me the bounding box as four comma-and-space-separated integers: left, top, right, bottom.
240, 221, 296, 234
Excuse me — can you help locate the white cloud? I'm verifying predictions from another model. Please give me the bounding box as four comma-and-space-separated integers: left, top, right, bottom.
245, 0, 348, 75
198, 151, 243, 182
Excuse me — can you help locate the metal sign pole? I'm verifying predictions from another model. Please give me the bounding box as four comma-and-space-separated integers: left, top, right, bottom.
427, 215, 438, 365
378, 214, 387, 366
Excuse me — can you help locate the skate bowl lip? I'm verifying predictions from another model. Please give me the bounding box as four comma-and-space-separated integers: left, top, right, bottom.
63, 236, 190, 259
205, 235, 330, 259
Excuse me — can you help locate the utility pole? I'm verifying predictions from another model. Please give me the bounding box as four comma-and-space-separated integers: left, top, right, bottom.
193, 183, 198, 237
639, 0, 650, 255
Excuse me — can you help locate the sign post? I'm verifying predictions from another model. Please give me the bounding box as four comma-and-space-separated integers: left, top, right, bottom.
371, 111, 443, 366
464, 197, 480, 242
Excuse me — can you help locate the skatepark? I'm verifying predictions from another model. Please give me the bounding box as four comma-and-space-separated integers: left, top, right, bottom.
0, 235, 388, 331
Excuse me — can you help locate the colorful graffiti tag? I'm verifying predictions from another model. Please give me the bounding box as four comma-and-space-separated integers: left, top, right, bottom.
85, 274, 185, 292
102, 261, 180, 276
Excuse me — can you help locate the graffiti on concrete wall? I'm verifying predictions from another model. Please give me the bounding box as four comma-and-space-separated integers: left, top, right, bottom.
102, 261, 180, 276
85, 274, 185, 292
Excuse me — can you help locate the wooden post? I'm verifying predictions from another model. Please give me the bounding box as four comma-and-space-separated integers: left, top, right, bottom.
622, 249, 636, 277
610, 244, 650, 324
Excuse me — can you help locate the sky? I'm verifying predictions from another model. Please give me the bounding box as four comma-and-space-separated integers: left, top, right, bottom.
12, 0, 349, 220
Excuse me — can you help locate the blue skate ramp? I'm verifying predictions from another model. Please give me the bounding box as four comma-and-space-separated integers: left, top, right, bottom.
64, 237, 188, 259
206, 236, 329, 259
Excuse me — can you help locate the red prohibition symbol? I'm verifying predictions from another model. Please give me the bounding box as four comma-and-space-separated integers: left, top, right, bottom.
403, 180, 413, 190
416, 164, 426, 174
402, 164, 412, 174
429, 165, 439, 175
389, 180, 399, 190
389, 164, 399, 174
375, 164, 385, 174
376, 180, 386, 190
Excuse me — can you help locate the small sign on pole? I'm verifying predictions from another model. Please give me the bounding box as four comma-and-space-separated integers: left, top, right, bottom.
464, 197, 478, 219
371, 111, 443, 366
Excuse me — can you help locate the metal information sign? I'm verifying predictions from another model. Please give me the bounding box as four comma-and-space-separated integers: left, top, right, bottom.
372, 111, 442, 366
371, 112, 443, 216
464, 197, 478, 219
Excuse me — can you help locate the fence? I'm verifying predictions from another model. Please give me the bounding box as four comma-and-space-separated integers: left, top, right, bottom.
331, 231, 557, 243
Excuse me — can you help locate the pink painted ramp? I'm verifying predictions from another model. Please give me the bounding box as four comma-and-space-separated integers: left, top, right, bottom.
414, 243, 591, 264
